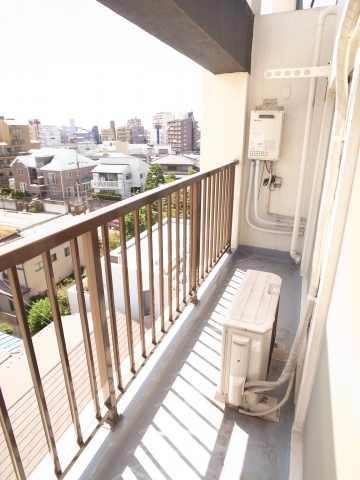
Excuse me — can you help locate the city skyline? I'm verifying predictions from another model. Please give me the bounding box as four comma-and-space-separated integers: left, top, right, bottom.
1, 0, 202, 130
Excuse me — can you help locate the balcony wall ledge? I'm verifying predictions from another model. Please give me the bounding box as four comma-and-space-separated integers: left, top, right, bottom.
74, 249, 236, 480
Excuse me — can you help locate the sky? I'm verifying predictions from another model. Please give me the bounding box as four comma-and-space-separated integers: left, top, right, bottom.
0, 0, 336, 132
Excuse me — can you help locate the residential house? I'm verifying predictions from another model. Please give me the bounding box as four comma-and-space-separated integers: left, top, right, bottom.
0, 118, 40, 186
150, 154, 197, 178
11, 148, 97, 199
91, 153, 149, 198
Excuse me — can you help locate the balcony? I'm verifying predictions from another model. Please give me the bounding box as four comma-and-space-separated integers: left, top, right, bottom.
91, 180, 122, 189
0, 162, 240, 480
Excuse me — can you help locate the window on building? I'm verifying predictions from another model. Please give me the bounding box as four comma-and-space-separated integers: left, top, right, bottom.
9, 299, 15, 312
51, 253, 57, 262
83, 168, 87, 174
64, 246, 70, 257
35, 261, 44, 271
17, 168, 24, 175
65, 171, 72, 179
48, 173, 56, 184
19, 182, 26, 192
66, 186, 74, 197
125, 173, 132, 180
50, 187, 57, 195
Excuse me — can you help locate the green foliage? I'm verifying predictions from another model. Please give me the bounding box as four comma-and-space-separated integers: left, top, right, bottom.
165, 172, 177, 183
1, 184, 11, 195
0, 322, 13, 335
56, 286, 71, 316
28, 298, 53, 335
188, 168, 197, 175
109, 230, 120, 250
91, 192, 122, 201
11, 189, 29, 198
30, 293, 47, 304
29, 206, 41, 213
144, 164, 165, 191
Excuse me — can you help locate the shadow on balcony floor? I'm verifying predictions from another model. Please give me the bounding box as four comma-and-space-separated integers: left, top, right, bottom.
88, 249, 301, 480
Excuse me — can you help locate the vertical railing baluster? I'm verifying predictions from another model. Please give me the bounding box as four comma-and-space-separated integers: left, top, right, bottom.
70, 238, 102, 415
214, 172, 222, 261
43, 250, 83, 445
175, 190, 180, 312
200, 177, 207, 280
119, 216, 135, 373
189, 184, 194, 296
182, 187, 187, 304
0, 386, 26, 480
7, 267, 61, 475
211, 173, 218, 266
224, 167, 231, 249
157, 199, 165, 332
100, 227, 123, 390
167, 194, 173, 321
82, 229, 119, 425
218, 170, 226, 254
206, 175, 213, 273
146, 204, 156, 344
190, 181, 202, 301
134, 209, 146, 358
228, 166, 236, 245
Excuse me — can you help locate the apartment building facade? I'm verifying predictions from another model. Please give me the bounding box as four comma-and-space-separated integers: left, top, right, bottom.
153, 111, 175, 145
100, 128, 115, 142
38, 125, 62, 146
166, 112, 199, 154
11, 148, 97, 199
0, 118, 40, 185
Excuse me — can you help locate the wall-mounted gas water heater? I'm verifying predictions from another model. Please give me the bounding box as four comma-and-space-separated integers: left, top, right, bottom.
215, 269, 285, 422
248, 110, 284, 161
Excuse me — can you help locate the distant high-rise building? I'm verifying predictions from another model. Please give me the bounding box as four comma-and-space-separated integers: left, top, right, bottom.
100, 128, 115, 143
127, 117, 142, 127
166, 112, 199, 154
153, 112, 175, 145
116, 126, 131, 143
110, 120, 116, 137
92, 126, 100, 144
0, 118, 40, 185
69, 118, 76, 137
38, 125, 62, 146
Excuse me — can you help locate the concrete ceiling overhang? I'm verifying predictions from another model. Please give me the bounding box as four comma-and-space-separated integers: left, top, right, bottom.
97, 0, 254, 74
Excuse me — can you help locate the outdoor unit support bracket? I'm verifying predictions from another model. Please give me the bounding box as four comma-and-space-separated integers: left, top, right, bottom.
265, 65, 330, 79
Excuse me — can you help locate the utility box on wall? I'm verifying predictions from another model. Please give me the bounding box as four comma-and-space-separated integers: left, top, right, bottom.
248, 110, 284, 160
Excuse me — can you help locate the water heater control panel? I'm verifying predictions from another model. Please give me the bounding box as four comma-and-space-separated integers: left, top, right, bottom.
248, 110, 284, 161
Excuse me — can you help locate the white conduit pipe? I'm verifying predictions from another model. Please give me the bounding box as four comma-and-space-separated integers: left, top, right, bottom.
290, 5, 337, 264
240, 373, 295, 417
246, 0, 360, 395
246, 160, 293, 235
254, 160, 304, 228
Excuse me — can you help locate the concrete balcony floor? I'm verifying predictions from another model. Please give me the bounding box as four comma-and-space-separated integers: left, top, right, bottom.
79, 248, 301, 480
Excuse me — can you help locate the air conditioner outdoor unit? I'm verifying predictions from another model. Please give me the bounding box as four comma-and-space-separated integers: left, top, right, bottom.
215, 269, 282, 422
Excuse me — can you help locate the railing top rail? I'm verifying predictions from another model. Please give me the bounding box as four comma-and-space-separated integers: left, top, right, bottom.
0, 161, 238, 270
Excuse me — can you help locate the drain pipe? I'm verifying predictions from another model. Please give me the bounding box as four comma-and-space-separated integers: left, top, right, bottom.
254, 160, 304, 229
246, 161, 293, 235
290, 5, 337, 263
245, 0, 360, 395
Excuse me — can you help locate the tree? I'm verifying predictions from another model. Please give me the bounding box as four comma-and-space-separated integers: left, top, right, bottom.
165, 172, 177, 183
188, 168, 197, 175
0, 322, 13, 335
144, 164, 165, 191
28, 298, 53, 334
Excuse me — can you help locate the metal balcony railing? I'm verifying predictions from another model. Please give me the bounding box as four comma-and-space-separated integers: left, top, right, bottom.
0, 161, 237, 479
91, 180, 121, 188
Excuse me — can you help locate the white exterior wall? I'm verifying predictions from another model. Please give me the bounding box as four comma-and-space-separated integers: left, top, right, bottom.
302, 142, 360, 480
238, 8, 335, 253
38, 126, 62, 146
23, 239, 85, 296
201, 70, 248, 248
